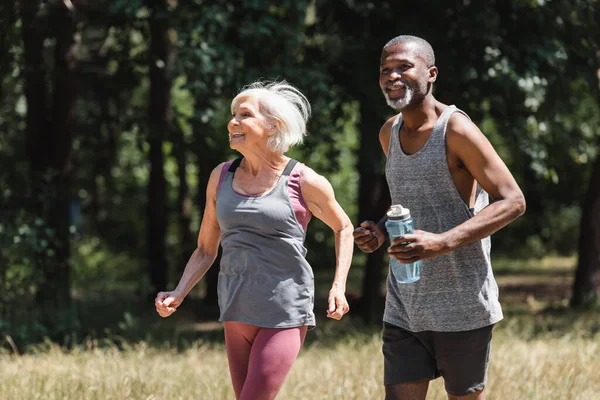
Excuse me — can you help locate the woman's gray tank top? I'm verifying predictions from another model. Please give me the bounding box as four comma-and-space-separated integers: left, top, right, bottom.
216, 158, 316, 328
384, 105, 503, 332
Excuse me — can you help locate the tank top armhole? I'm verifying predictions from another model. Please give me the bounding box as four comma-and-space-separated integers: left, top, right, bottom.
389, 115, 402, 155
442, 106, 472, 138
217, 160, 235, 193
292, 164, 309, 209
288, 163, 312, 231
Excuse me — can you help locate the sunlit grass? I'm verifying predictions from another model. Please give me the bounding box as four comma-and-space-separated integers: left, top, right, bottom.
492, 254, 577, 275
3, 256, 599, 399
1, 326, 599, 400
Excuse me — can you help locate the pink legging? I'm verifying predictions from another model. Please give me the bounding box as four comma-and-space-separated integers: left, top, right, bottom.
223, 321, 308, 400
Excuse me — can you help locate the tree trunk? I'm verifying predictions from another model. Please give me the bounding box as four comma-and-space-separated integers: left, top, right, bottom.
356, 101, 390, 323
0, 2, 17, 101
569, 20, 600, 307
21, 0, 78, 334
571, 147, 600, 308
147, 139, 168, 293
21, 1, 49, 169
174, 123, 194, 273
146, 0, 174, 294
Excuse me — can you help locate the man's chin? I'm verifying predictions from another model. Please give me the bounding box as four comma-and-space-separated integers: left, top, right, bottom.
382, 92, 406, 110
385, 98, 407, 111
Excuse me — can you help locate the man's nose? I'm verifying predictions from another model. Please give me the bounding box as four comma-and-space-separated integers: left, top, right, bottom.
389, 70, 401, 80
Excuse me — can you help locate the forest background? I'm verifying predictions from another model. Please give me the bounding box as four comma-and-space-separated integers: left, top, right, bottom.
0, 0, 599, 358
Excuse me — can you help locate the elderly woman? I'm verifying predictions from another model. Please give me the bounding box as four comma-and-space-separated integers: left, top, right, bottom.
155, 80, 354, 400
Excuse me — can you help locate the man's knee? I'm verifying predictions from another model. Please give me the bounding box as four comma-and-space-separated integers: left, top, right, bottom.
385, 380, 429, 400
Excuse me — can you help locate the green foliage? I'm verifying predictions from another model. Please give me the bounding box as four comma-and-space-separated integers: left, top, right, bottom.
0, 20, 38, 336
0, 213, 40, 314
315, 0, 600, 257
71, 237, 149, 294
1, 0, 599, 345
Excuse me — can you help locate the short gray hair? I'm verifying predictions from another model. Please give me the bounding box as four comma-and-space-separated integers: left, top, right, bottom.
384, 35, 435, 68
231, 80, 311, 154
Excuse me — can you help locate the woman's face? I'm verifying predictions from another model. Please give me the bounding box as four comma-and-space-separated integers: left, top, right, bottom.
227, 96, 273, 151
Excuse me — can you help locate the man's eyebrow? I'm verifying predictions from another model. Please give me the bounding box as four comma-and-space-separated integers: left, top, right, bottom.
414, 54, 431, 65
380, 58, 413, 66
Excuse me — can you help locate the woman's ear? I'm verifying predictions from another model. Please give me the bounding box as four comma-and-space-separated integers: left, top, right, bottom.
268, 119, 282, 136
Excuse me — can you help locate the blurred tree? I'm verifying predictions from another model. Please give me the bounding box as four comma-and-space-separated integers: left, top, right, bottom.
573, 153, 600, 307
564, 0, 600, 308
0, 2, 17, 98
0, 1, 31, 338
146, 0, 175, 295
20, 0, 80, 334
71, 0, 149, 285
3, 0, 599, 346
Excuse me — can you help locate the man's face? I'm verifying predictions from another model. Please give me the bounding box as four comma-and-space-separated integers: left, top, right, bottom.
379, 43, 433, 111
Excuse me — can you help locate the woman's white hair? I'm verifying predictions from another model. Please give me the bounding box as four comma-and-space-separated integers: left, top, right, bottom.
231, 80, 311, 154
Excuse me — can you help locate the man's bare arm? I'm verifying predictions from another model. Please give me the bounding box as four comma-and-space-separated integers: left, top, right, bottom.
389, 113, 525, 263
442, 113, 526, 250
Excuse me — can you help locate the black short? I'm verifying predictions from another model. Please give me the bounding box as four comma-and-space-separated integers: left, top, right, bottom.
382, 322, 494, 396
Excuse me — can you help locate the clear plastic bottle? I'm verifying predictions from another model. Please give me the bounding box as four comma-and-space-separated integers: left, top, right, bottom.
385, 205, 421, 283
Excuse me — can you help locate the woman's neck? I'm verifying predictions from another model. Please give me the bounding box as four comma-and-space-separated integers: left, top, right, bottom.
239, 150, 288, 176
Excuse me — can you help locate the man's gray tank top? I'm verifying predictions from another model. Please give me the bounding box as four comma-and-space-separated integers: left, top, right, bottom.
216, 158, 316, 328
384, 105, 503, 332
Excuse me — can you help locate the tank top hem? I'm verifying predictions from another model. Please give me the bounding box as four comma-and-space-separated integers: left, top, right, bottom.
382, 313, 503, 333
219, 316, 316, 330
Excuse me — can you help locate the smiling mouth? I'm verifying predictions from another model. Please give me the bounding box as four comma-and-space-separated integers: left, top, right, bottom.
386, 87, 406, 98
386, 85, 405, 93
231, 133, 245, 138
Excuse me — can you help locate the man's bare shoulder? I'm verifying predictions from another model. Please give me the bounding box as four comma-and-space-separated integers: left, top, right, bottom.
379, 114, 398, 138
446, 111, 485, 142
379, 114, 399, 156
446, 110, 500, 162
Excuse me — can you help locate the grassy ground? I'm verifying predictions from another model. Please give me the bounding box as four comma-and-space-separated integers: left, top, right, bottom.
2, 256, 599, 400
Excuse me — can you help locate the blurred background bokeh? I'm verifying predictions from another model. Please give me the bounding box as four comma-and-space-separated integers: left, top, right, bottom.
1, 0, 599, 357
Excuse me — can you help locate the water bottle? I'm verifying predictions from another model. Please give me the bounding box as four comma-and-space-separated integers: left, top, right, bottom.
385, 205, 421, 284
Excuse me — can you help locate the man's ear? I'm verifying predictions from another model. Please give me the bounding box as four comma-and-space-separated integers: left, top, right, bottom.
428, 66, 438, 83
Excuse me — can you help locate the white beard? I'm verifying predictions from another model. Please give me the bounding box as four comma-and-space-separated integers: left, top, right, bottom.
383, 85, 414, 111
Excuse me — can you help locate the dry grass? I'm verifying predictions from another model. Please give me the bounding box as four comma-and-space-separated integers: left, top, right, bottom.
3, 256, 599, 399
1, 328, 599, 400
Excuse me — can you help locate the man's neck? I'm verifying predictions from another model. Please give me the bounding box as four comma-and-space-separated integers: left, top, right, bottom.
400, 95, 440, 132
